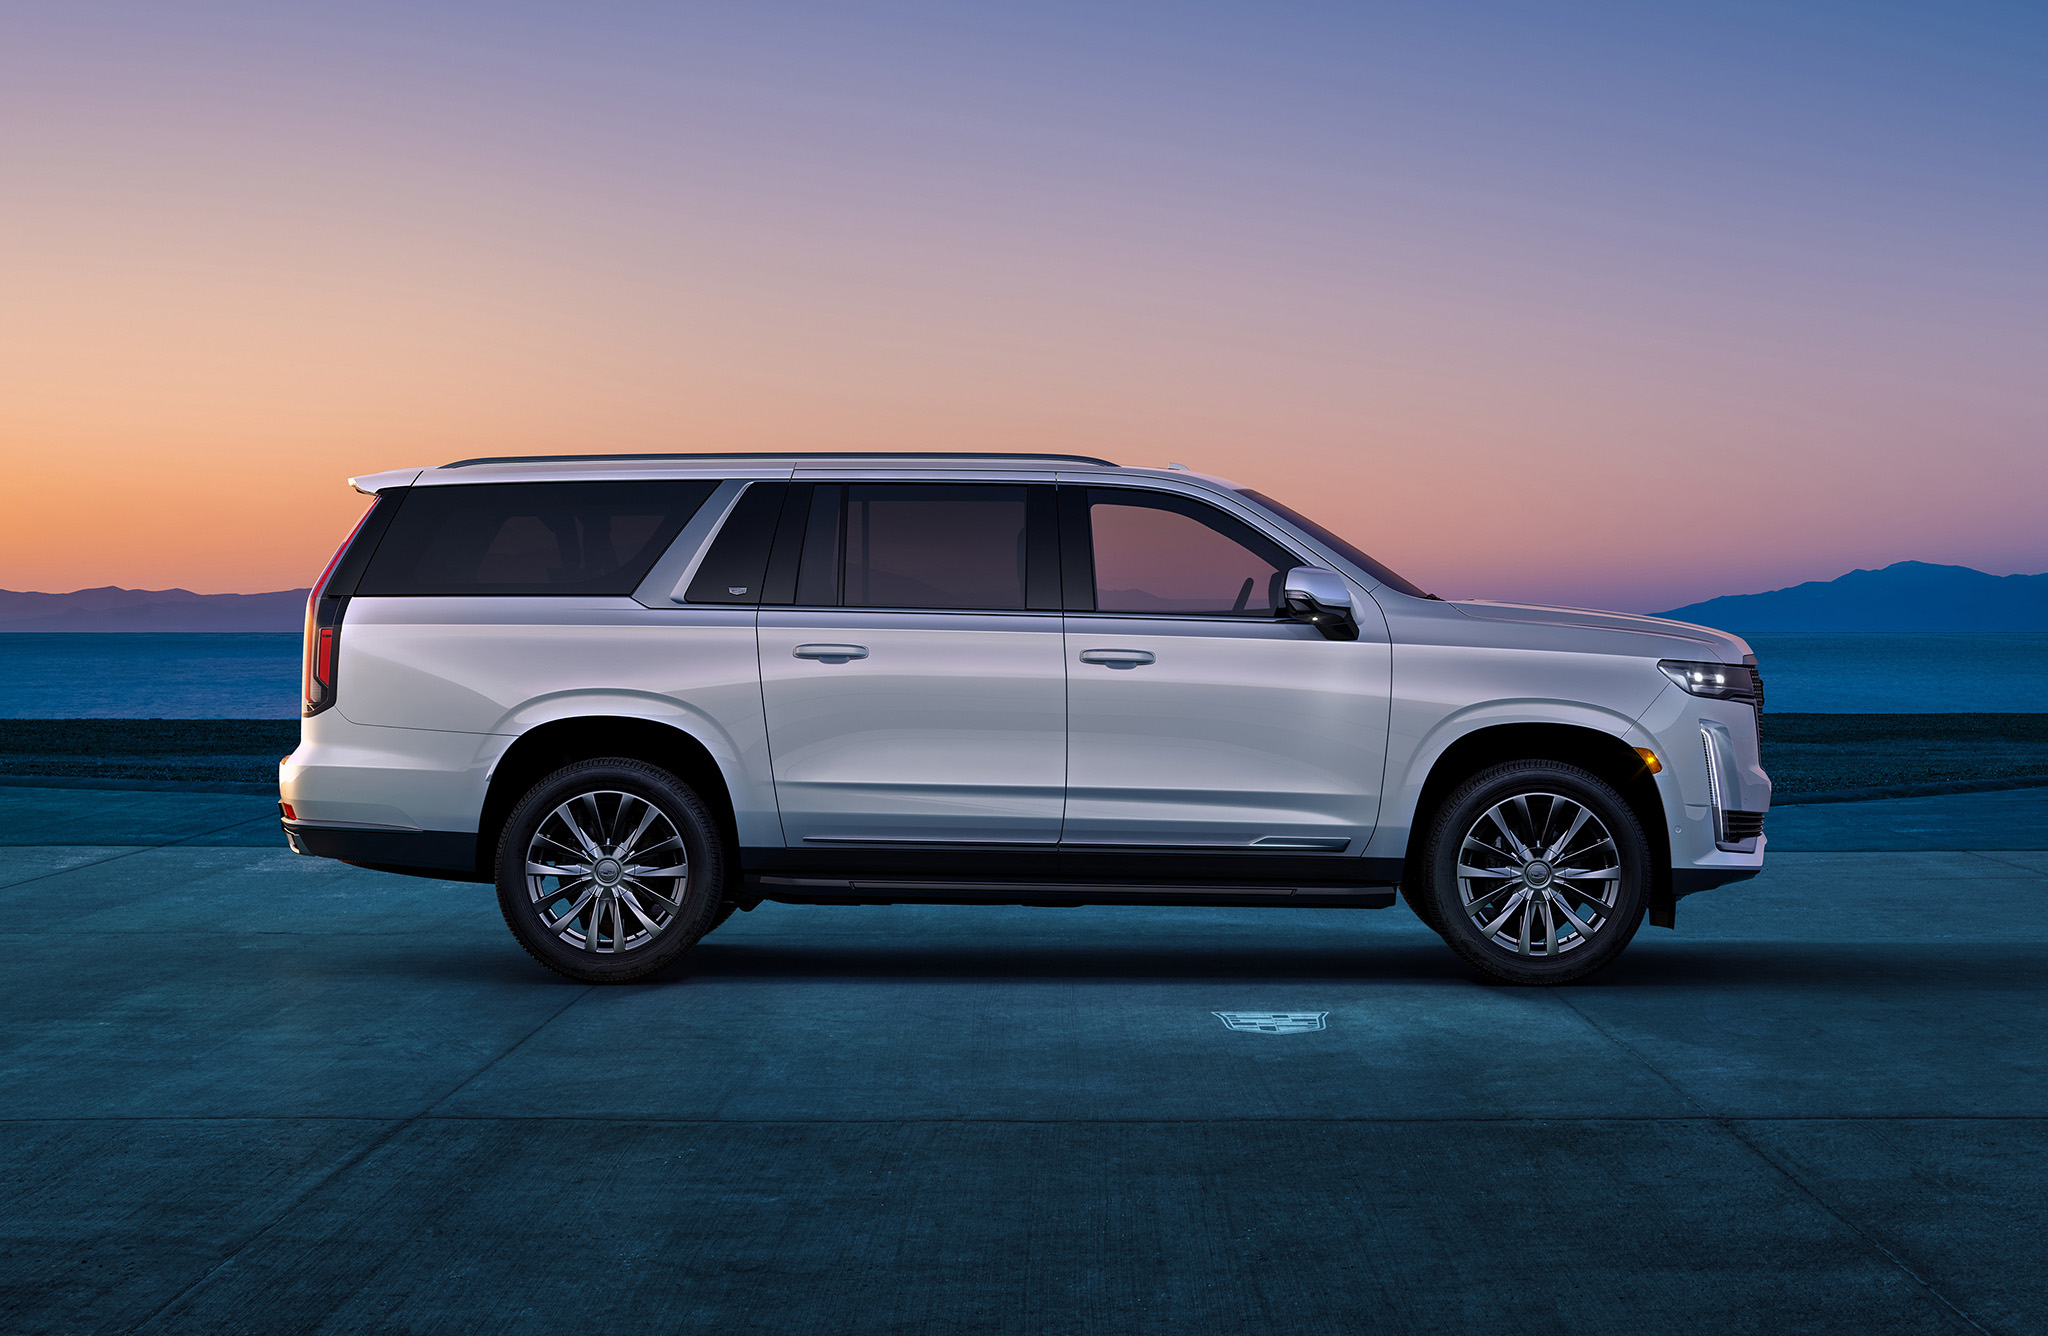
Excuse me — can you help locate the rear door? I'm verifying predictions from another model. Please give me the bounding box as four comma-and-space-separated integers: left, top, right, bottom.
756, 480, 1068, 847
1059, 485, 1390, 854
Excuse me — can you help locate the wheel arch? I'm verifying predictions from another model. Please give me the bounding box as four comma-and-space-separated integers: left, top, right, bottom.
1400, 721, 1674, 927
478, 716, 740, 881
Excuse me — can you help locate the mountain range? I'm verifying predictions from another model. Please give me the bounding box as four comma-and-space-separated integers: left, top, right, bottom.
0, 586, 310, 632
2, 560, 2045, 631
1655, 561, 2048, 632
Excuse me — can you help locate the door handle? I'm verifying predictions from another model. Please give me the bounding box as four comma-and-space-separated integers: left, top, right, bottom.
793, 643, 869, 663
1078, 649, 1155, 669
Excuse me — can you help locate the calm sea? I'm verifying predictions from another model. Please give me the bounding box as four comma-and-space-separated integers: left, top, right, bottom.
0, 630, 2042, 717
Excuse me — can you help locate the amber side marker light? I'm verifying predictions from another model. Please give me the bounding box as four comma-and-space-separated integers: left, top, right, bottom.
1634, 747, 1663, 774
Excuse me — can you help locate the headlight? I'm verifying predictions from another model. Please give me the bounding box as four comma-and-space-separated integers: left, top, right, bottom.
1657, 660, 1757, 701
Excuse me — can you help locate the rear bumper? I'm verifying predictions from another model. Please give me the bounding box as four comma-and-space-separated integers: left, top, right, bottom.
283, 820, 484, 881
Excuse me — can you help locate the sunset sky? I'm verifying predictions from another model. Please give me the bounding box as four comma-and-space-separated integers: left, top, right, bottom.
2, 1, 2043, 612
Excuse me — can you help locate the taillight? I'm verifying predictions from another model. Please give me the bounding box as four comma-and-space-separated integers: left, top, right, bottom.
303, 504, 375, 717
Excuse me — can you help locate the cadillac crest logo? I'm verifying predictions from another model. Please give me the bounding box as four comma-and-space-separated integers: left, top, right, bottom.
1213, 1012, 1328, 1034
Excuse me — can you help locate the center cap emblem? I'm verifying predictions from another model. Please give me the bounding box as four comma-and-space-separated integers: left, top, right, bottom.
594, 858, 623, 886
1523, 860, 1553, 888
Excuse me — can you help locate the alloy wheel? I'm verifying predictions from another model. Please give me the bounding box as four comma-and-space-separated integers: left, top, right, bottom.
524, 790, 689, 955
1454, 791, 1622, 958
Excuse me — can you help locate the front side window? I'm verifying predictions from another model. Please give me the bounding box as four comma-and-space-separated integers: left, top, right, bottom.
1087, 489, 1296, 616
357, 481, 715, 597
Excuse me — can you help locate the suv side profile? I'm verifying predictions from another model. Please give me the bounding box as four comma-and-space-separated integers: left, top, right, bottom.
281, 453, 1769, 985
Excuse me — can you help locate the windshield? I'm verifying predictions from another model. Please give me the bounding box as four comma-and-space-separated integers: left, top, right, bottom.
1233, 490, 1435, 600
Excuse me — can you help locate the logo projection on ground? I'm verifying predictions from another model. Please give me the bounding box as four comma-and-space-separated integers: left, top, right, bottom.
1213, 1012, 1328, 1034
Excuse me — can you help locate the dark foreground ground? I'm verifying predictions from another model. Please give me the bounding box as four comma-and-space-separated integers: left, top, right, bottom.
3, 784, 2045, 1334
6, 715, 2048, 799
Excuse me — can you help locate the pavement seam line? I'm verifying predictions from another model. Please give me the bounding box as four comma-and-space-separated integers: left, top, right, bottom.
7, 1113, 2046, 1126
0, 817, 279, 892
1551, 990, 1996, 1336
1962, 849, 2048, 876
118, 983, 593, 1335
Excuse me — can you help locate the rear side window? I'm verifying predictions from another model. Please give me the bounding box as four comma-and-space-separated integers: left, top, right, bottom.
841, 484, 1029, 609
356, 481, 715, 596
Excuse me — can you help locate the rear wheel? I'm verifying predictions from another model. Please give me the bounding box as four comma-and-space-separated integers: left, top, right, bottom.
1422, 761, 1648, 985
495, 758, 727, 983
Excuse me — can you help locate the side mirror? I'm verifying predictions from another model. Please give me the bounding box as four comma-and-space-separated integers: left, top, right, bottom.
1282, 567, 1360, 642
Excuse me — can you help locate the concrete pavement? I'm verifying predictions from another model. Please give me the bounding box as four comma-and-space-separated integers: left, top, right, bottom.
3, 785, 2044, 1334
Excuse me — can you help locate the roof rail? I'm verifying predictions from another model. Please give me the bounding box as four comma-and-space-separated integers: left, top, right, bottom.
440, 451, 1120, 469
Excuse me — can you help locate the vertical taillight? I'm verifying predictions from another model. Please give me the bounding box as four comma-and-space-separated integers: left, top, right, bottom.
303, 503, 377, 718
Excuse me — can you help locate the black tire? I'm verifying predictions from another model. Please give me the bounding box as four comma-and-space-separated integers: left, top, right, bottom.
1422, 760, 1648, 986
495, 758, 728, 983
1401, 878, 1445, 935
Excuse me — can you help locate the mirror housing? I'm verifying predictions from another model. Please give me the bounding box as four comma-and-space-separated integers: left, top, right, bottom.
1282, 566, 1359, 641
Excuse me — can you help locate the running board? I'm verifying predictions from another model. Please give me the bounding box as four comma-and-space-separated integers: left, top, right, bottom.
745, 874, 1397, 910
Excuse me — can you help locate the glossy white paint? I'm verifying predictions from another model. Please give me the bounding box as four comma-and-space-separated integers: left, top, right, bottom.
287, 452, 1770, 897
280, 708, 503, 833
758, 609, 1067, 843
334, 598, 781, 845
1062, 611, 1389, 849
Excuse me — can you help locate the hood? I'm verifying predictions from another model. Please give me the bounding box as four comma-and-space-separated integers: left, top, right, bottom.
1451, 600, 1754, 663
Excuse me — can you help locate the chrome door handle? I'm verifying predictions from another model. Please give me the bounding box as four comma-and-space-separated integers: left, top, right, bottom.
793, 643, 869, 663
1078, 649, 1155, 669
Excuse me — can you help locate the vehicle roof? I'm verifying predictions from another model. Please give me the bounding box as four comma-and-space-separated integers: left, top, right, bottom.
348, 453, 1244, 495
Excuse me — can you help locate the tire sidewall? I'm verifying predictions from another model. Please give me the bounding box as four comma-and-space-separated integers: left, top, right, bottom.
1426, 761, 1648, 985
495, 758, 726, 982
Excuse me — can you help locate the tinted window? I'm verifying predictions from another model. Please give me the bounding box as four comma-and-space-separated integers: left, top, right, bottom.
1233, 489, 1433, 599
1088, 489, 1296, 615
837, 484, 1028, 609
357, 481, 714, 597
685, 483, 790, 604
793, 484, 843, 605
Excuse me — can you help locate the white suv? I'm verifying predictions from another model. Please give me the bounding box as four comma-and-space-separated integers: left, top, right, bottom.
281, 453, 1769, 985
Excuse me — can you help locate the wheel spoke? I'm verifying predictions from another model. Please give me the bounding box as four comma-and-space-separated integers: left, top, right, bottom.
1457, 863, 1517, 881
620, 882, 682, 918
624, 878, 680, 913
616, 800, 661, 860
618, 890, 665, 935
557, 804, 602, 859
1542, 895, 1558, 956
625, 863, 689, 880
1462, 833, 1520, 863
1555, 867, 1622, 881
1504, 796, 1538, 858
1543, 805, 1591, 861
577, 794, 612, 850
1552, 896, 1600, 937
542, 885, 596, 935
1478, 889, 1530, 938
527, 860, 589, 879
1517, 898, 1533, 955
1464, 881, 1522, 916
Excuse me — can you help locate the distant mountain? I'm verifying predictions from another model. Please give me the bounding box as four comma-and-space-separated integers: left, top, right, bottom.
1656, 562, 2048, 632
0, 586, 309, 632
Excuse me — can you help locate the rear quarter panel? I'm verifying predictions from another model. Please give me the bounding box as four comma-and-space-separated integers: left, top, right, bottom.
336, 597, 780, 846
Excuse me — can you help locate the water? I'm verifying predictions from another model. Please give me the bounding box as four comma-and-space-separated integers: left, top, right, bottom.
1745, 633, 2048, 713
0, 631, 2041, 718
0, 634, 301, 718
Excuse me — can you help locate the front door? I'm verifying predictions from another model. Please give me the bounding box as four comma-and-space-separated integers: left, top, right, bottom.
758, 481, 1066, 847
1061, 486, 1390, 853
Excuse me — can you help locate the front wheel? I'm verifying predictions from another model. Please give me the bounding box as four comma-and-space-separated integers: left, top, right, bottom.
495, 758, 727, 983
1422, 761, 1649, 985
